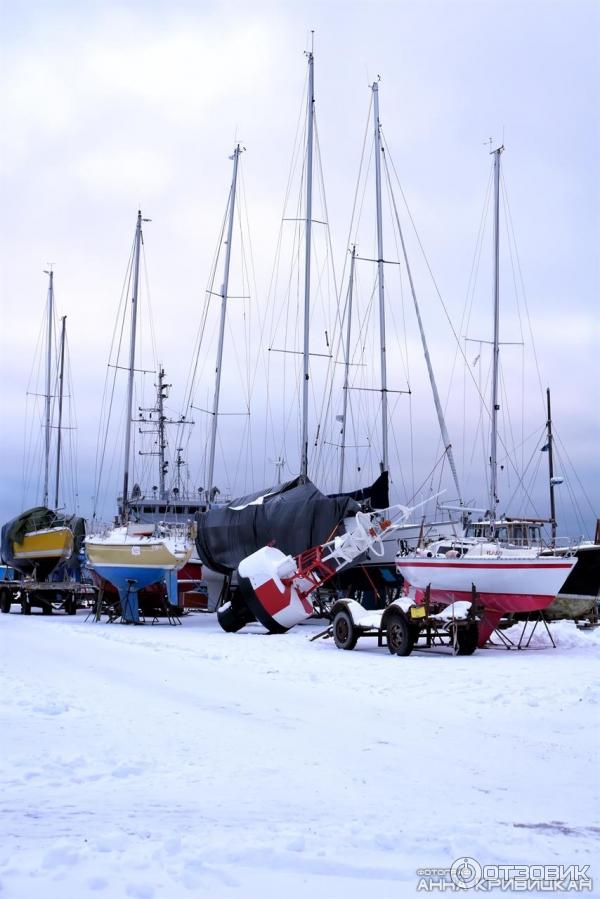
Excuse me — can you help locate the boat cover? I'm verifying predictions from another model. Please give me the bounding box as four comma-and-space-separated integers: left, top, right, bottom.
328, 470, 389, 510
195, 476, 375, 575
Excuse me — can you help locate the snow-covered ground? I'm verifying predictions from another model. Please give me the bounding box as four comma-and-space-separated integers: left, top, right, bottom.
0, 610, 598, 898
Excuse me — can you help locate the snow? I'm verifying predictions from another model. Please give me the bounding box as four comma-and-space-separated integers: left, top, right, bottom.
1, 612, 598, 898
430, 600, 474, 620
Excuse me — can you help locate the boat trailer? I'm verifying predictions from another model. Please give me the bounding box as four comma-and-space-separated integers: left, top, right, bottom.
314, 585, 481, 656
0, 577, 97, 615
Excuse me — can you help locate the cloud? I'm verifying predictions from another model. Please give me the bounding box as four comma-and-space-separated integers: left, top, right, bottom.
1, 0, 598, 538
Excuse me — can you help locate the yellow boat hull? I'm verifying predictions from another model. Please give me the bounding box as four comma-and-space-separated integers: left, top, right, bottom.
9, 526, 75, 579
12, 527, 74, 562
85, 541, 192, 570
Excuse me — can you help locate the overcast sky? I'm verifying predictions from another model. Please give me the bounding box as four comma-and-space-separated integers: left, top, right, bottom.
1, 0, 598, 538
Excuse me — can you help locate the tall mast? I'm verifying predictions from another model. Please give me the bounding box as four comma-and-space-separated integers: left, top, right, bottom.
546, 387, 557, 546
157, 366, 168, 500
372, 81, 388, 473
121, 210, 143, 524
300, 49, 315, 481
53, 315, 67, 509
489, 146, 503, 522
206, 144, 242, 504
338, 245, 357, 492
42, 268, 54, 506
385, 165, 463, 506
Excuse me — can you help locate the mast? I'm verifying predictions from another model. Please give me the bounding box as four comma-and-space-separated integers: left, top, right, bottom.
121, 210, 143, 524
300, 49, 315, 481
206, 144, 242, 504
175, 448, 185, 495
546, 387, 557, 546
139, 367, 191, 502
42, 268, 54, 507
157, 365, 167, 500
53, 315, 67, 509
338, 245, 357, 492
489, 146, 503, 522
385, 166, 463, 507
372, 81, 388, 473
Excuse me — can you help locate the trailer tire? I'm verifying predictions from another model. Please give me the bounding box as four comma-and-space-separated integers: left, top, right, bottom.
454, 622, 478, 656
0, 589, 11, 613
332, 609, 359, 650
65, 595, 77, 615
386, 611, 415, 656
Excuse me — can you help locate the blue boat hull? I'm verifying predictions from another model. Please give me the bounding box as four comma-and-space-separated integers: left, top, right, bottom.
92, 563, 177, 623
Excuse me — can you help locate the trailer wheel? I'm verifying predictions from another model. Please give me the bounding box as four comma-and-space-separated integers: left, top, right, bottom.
65, 595, 77, 615
386, 611, 415, 656
454, 622, 478, 656
0, 588, 11, 613
332, 609, 359, 650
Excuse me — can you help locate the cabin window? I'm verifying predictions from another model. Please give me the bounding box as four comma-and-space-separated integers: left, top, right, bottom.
512, 525, 525, 544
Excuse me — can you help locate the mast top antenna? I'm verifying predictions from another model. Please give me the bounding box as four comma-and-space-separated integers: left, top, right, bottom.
484, 137, 504, 155
304, 29, 314, 57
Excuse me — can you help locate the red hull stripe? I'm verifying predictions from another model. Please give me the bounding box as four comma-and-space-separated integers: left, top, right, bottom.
401, 561, 572, 570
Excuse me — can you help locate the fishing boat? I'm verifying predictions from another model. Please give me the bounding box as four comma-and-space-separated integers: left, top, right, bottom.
85, 212, 193, 623
1, 272, 82, 581
396, 147, 576, 645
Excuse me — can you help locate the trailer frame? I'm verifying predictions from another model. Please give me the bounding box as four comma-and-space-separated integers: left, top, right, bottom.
0, 577, 97, 616
313, 585, 482, 656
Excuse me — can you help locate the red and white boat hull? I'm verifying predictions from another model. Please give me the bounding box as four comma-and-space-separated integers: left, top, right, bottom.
397, 556, 576, 646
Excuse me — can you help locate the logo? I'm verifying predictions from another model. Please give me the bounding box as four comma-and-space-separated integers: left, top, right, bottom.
450, 858, 482, 890
416, 860, 593, 892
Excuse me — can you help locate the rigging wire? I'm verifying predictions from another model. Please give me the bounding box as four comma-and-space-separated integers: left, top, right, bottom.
553, 427, 598, 524
501, 168, 546, 416
92, 234, 135, 520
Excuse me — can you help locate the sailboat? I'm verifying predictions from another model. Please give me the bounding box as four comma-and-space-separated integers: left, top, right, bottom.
459, 388, 600, 621
395, 147, 576, 645
190, 53, 389, 627
192, 75, 330, 537
85, 212, 193, 623
333, 80, 465, 602
1, 273, 79, 580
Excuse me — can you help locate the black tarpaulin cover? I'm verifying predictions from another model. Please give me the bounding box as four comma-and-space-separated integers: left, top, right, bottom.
328, 470, 389, 510
195, 476, 365, 575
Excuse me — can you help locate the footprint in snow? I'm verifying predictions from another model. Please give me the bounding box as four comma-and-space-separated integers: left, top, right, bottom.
286, 836, 306, 852
126, 884, 155, 899
42, 847, 80, 869
32, 703, 69, 716
111, 765, 143, 779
